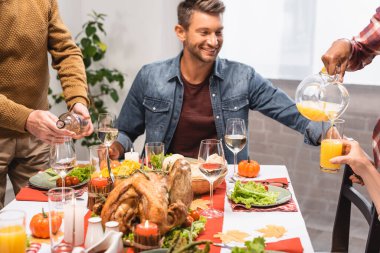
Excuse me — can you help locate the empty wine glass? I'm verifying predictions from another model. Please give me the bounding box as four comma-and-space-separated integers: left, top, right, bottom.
224, 118, 247, 178
198, 139, 226, 218
97, 113, 118, 183
50, 136, 76, 188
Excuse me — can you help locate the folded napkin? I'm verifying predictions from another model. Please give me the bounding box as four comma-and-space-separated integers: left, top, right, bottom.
266, 237, 304, 253
234, 177, 289, 187
229, 198, 298, 212
256, 177, 289, 187
16, 187, 48, 202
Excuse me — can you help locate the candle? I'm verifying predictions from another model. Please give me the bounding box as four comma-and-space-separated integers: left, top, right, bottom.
91, 177, 108, 188
74, 205, 86, 246
125, 150, 139, 162
135, 221, 158, 237
133, 220, 160, 253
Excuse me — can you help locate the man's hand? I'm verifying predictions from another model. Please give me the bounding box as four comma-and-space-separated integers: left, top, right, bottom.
321, 39, 352, 82
25, 110, 75, 144
109, 141, 125, 160
71, 103, 94, 138
330, 139, 374, 184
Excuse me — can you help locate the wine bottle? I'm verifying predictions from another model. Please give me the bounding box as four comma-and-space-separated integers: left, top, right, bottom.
56, 112, 88, 134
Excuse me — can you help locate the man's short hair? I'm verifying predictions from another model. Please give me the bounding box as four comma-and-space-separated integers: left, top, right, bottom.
177, 0, 225, 30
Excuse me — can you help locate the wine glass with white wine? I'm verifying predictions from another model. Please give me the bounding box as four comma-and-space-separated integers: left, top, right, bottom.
224, 118, 247, 179
50, 136, 76, 188
97, 113, 118, 182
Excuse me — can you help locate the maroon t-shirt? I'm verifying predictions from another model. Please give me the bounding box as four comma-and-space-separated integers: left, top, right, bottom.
167, 75, 217, 158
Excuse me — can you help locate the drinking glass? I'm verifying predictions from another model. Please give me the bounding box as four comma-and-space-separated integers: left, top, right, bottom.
97, 113, 118, 182
88, 144, 113, 211
50, 136, 77, 188
224, 118, 247, 177
145, 142, 164, 170
48, 187, 75, 253
89, 144, 107, 173
320, 119, 345, 173
0, 210, 26, 253
198, 139, 226, 218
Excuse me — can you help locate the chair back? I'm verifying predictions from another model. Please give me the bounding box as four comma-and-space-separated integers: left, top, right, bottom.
331, 164, 380, 252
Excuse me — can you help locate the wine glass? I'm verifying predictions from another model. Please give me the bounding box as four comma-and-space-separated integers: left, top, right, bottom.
224, 118, 247, 178
198, 139, 226, 218
97, 113, 118, 182
50, 136, 76, 188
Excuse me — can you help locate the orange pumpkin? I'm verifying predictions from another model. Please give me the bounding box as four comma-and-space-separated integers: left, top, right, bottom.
30, 208, 62, 239
238, 159, 260, 178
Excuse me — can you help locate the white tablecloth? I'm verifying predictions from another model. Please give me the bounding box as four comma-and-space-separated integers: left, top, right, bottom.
4, 165, 315, 253
222, 165, 314, 252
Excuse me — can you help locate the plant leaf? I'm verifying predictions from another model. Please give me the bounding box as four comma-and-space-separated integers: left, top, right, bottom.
85, 25, 96, 37
110, 89, 119, 102
81, 38, 91, 48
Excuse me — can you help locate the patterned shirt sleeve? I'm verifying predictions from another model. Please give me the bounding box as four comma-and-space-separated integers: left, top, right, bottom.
348, 7, 380, 71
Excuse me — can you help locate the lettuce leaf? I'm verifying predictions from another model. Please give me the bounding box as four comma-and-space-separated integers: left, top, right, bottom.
231, 181, 278, 208
232, 237, 265, 253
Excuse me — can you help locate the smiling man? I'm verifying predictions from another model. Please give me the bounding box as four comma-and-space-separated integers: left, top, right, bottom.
111, 0, 321, 163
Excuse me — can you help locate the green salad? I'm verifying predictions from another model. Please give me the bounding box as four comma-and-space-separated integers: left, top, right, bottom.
230, 181, 279, 208
149, 153, 172, 171
231, 237, 265, 253
162, 216, 207, 248
46, 164, 92, 182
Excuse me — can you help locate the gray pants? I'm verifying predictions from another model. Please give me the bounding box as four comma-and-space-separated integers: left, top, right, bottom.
0, 134, 50, 209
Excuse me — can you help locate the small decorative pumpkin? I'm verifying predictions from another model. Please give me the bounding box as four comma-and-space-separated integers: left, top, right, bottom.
30, 208, 62, 239
238, 158, 260, 178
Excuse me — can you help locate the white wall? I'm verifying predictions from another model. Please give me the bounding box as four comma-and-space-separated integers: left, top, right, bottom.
222, 0, 380, 85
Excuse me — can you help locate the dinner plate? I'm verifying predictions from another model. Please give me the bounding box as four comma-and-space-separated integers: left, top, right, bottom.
227, 185, 292, 208
184, 157, 199, 164
29, 171, 89, 190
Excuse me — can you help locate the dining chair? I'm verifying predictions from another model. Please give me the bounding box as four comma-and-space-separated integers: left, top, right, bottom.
331, 164, 380, 253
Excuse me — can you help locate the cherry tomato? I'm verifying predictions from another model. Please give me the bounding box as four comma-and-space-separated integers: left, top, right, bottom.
71, 176, 80, 185
189, 210, 200, 221
56, 178, 63, 187
64, 177, 72, 187
183, 215, 194, 227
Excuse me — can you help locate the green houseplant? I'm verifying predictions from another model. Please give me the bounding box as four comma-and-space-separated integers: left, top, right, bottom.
50, 11, 125, 147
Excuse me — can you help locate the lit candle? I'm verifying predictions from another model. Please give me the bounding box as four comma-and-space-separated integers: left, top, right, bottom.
124, 149, 139, 162
91, 177, 108, 188
135, 220, 158, 237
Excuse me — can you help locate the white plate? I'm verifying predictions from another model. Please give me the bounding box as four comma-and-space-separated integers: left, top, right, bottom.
228, 185, 292, 208
29, 171, 89, 190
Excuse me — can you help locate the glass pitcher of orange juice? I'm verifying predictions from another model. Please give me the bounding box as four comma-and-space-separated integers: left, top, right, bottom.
0, 210, 27, 253
295, 68, 349, 122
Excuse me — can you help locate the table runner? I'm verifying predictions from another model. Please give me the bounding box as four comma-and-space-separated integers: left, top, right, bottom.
196, 181, 226, 253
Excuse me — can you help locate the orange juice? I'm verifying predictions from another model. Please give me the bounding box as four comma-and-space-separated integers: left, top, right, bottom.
296, 101, 329, 121
296, 101, 341, 122
320, 139, 343, 170
0, 225, 26, 253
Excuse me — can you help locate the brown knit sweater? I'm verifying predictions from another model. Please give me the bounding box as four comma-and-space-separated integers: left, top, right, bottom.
0, 0, 89, 138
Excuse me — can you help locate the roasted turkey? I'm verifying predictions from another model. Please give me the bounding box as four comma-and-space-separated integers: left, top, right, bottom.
100, 158, 193, 235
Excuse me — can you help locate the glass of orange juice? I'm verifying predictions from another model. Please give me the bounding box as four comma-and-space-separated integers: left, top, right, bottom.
0, 209, 27, 253
320, 119, 344, 173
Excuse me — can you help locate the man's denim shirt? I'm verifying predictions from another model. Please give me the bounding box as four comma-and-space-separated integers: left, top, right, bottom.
117, 53, 321, 163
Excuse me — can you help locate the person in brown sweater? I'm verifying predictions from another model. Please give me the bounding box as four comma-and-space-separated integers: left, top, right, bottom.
0, 0, 93, 208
